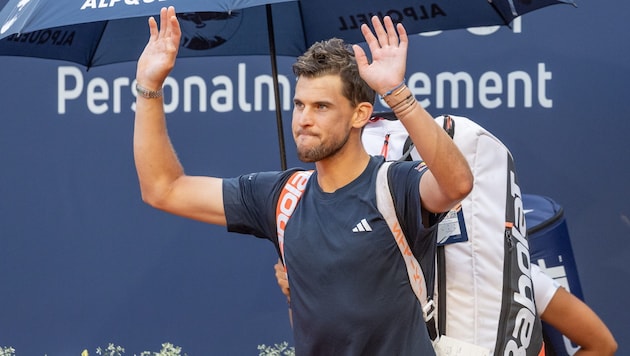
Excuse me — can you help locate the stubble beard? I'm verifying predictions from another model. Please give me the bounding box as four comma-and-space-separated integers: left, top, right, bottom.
297, 130, 351, 163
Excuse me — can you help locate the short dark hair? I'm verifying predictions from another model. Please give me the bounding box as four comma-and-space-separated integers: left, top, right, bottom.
292, 38, 375, 107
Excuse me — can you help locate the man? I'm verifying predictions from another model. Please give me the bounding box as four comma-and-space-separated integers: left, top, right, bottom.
275, 115, 617, 355
134, 6, 472, 355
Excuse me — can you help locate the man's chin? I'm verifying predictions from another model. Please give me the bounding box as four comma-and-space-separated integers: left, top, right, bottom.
297, 152, 317, 163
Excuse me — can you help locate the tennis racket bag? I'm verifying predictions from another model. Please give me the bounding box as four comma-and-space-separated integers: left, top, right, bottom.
364, 114, 545, 355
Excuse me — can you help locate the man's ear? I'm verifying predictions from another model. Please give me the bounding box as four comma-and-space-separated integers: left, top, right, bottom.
352, 102, 373, 129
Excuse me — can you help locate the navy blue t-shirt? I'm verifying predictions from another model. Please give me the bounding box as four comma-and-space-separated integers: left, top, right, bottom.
223, 156, 437, 356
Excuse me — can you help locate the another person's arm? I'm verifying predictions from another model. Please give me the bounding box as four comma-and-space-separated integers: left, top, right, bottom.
533, 265, 617, 355
274, 258, 290, 302
134, 6, 226, 225
274, 259, 293, 327
541, 287, 617, 355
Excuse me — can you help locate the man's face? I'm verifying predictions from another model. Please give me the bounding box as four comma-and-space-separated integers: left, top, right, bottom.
291, 75, 356, 163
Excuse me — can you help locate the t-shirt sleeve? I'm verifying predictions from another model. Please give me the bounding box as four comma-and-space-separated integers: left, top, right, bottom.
387, 161, 439, 235
223, 170, 298, 241
387, 161, 438, 288
531, 263, 561, 316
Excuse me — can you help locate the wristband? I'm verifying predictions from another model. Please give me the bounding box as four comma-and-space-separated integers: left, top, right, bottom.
136, 82, 163, 99
381, 80, 406, 99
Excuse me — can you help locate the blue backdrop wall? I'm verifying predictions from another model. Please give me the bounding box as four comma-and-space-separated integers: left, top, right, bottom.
1, 1, 629, 354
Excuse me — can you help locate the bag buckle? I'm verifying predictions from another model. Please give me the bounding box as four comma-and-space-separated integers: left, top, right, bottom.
423, 299, 436, 321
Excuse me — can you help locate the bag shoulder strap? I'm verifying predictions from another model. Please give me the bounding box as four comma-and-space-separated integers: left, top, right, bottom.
375, 162, 436, 330
400, 136, 415, 161
397, 115, 454, 340
276, 170, 313, 267
437, 115, 454, 337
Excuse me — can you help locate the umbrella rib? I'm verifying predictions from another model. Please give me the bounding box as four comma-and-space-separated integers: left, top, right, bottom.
487, 0, 514, 27
86, 21, 110, 70
296, 0, 308, 56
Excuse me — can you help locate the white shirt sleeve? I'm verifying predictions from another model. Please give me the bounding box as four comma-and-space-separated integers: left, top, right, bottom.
532, 263, 561, 316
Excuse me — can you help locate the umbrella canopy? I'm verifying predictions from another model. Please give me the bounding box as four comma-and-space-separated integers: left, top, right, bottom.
0, 0, 577, 63
0, 0, 576, 168
0, 1, 308, 66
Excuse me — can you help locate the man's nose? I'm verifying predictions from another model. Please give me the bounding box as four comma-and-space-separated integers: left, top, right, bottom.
295, 107, 314, 126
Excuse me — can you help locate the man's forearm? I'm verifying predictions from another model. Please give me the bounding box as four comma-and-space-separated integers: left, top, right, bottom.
133, 96, 185, 206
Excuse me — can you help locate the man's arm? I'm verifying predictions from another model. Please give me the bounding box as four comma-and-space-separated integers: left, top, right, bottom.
354, 16, 473, 214
541, 287, 617, 356
134, 6, 226, 225
274, 258, 294, 328
274, 258, 291, 301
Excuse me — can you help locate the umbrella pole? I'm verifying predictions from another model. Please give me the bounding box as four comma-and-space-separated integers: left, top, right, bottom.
266, 4, 288, 171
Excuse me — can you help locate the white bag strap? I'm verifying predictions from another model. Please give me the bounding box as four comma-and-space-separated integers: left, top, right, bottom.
375, 162, 435, 325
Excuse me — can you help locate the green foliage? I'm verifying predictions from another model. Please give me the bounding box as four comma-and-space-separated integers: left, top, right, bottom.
257, 342, 295, 356
1, 341, 295, 355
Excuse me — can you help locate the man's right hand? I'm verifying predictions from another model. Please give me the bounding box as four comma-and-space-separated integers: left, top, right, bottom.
136, 6, 181, 91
